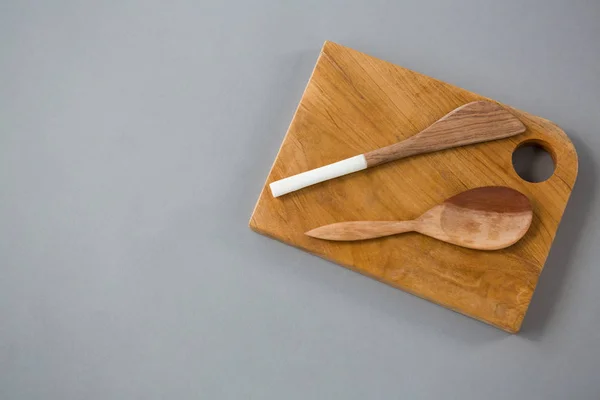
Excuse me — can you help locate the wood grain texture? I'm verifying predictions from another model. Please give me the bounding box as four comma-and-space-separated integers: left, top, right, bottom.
364, 101, 526, 167
306, 186, 533, 251
249, 41, 578, 333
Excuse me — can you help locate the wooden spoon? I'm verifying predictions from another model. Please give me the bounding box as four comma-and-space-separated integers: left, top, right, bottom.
270, 101, 526, 197
305, 187, 533, 250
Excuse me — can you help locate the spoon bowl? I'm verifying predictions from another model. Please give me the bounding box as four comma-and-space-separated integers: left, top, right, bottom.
305, 186, 533, 250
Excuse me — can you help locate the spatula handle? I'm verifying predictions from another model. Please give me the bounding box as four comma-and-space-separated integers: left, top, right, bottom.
269, 155, 367, 197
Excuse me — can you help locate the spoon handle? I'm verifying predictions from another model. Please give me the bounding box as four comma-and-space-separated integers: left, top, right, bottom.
269, 101, 525, 197
305, 221, 417, 241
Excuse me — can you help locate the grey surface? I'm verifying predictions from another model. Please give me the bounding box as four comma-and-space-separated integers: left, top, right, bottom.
1, 1, 599, 399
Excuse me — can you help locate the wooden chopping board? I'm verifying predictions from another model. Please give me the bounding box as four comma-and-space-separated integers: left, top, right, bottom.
249, 41, 578, 333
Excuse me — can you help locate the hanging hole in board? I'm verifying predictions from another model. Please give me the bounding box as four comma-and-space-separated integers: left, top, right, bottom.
512, 141, 555, 183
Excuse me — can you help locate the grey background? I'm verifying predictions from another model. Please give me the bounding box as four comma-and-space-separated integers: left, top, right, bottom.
1, 1, 599, 399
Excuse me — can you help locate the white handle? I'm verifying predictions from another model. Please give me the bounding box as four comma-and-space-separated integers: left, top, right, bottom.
269, 155, 367, 197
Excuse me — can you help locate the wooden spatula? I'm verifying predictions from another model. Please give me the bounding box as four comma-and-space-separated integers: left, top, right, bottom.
305, 187, 533, 250
270, 101, 526, 197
